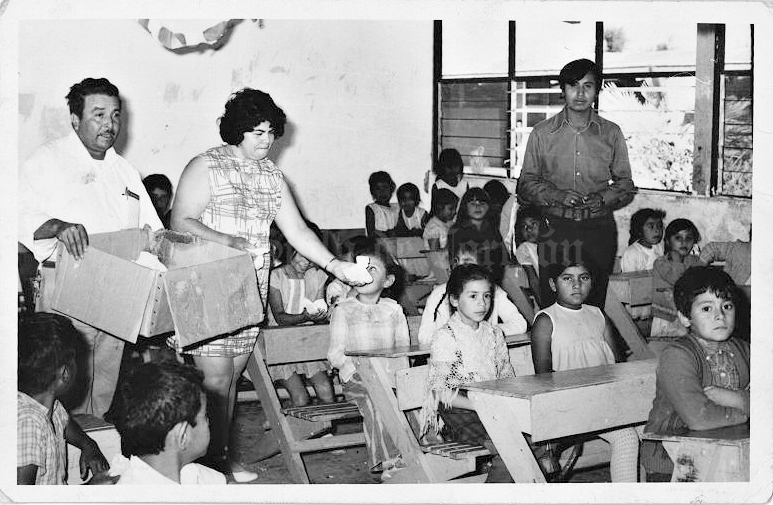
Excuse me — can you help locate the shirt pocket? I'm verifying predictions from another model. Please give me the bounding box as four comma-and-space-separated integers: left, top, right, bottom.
583, 135, 616, 183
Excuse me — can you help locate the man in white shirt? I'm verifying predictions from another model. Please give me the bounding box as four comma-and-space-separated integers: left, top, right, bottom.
18, 78, 162, 418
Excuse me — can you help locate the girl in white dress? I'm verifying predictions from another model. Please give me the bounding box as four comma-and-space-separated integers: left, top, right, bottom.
531, 259, 640, 482
365, 171, 399, 238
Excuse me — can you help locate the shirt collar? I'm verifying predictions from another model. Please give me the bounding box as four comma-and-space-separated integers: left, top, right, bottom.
549, 106, 602, 135
66, 130, 118, 164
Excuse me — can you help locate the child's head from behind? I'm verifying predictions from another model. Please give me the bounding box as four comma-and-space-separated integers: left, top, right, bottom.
436, 148, 463, 186
449, 240, 485, 268
432, 188, 459, 222
674, 266, 737, 342
515, 206, 545, 245
368, 171, 396, 204
629, 208, 666, 246
112, 362, 208, 462
396, 183, 421, 215
446, 264, 495, 327
483, 180, 509, 211
18, 313, 82, 397
545, 261, 593, 309
457, 187, 491, 224
351, 238, 401, 298
664, 218, 700, 256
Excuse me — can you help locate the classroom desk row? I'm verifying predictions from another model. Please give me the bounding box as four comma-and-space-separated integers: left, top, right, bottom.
346, 342, 749, 483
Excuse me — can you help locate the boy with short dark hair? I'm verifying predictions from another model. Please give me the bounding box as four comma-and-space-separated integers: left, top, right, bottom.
17, 313, 109, 484
641, 266, 750, 481
108, 362, 225, 484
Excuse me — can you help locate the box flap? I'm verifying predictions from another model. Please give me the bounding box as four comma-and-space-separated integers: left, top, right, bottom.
164, 252, 264, 347
52, 246, 157, 343
89, 229, 148, 262
137, 271, 175, 338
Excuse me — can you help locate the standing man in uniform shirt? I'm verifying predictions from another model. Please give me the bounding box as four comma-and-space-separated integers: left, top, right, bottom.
517, 58, 635, 307
18, 78, 163, 418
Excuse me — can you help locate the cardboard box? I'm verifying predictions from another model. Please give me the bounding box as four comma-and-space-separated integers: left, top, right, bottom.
51, 229, 263, 346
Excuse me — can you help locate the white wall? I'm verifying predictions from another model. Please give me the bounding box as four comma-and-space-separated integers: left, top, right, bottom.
18, 19, 433, 229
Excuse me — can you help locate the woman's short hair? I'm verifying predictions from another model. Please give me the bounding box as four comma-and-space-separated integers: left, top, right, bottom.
219, 88, 287, 145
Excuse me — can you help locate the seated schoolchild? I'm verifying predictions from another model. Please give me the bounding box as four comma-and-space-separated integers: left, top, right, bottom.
267, 238, 334, 407
17, 313, 109, 485
418, 242, 527, 346
423, 188, 459, 252
108, 362, 226, 484
420, 264, 515, 482
620, 208, 665, 272
365, 171, 399, 238
393, 182, 429, 237
641, 266, 749, 482
326, 235, 368, 308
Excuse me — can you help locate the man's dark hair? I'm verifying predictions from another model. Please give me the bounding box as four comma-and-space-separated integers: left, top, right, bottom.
18, 313, 81, 395
111, 362, 205, 457
218, 88, 286, 145
143, 174, 173, 196
558, 58, 602, 92
66, 78, 121, 118
673, 266, 738, 318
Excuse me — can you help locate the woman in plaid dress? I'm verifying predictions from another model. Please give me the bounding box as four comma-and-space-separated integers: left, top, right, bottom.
171, 89, 362, 481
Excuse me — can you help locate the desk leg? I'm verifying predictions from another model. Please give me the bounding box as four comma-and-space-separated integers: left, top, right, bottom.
468, 391, 546, 483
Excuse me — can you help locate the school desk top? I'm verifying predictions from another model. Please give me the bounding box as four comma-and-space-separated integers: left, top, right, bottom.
345, 332, 531, 358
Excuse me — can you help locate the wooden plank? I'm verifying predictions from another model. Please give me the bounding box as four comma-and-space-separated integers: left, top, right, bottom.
607, 271, 653, 306
693, 23, 722, 196
604, 288, 655, 360
262, 324, 332, 364
282, 402, 361, 422
396, 365, 429, 410
661, 439, 749, 482
529, 373, 654, 442
467, 392, 546, 483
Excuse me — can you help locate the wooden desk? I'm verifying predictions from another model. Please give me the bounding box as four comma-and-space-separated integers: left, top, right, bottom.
344, 334, 532, 483
463, 359, 657, 482
642, 423, 749, 482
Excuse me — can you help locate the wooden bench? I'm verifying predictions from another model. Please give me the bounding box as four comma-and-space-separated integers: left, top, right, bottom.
346, 335, 532, 483
642, 423, 749, 482
462, 359, 657, 482
244, 315, 422, 483
605, 271, 656, 360
245, 323, 365, 484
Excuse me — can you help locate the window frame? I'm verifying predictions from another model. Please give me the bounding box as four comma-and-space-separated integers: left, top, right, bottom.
433, 20, 753, 199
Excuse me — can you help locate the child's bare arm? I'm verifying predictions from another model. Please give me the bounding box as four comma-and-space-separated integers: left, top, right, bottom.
268, 286, 311, 325
64, 417, 109, 481
602, 315, 625, 362
365, 206, 375, 237
530, 313, 554, 374
17, 464, 37, 485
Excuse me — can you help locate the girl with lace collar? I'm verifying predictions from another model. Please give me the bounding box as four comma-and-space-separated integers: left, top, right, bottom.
420, 264, 514, 482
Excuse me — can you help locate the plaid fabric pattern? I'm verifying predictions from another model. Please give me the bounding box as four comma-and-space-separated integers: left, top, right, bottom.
704, 341, 741, 390
17, 392, 69, 485
173, 146, 283, 357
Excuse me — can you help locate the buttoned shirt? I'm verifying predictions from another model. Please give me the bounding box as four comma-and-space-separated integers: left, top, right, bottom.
18, 132, 162, 262
518, 107, 635, 209
17, 392, 69, 485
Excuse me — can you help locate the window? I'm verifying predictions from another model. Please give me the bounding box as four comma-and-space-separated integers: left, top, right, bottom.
434, 21, 753, 198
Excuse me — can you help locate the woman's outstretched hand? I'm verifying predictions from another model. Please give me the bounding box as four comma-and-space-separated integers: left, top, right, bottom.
328, 259, 371, 286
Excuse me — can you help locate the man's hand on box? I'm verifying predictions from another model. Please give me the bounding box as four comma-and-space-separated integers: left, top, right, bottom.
56, 221, 89, 260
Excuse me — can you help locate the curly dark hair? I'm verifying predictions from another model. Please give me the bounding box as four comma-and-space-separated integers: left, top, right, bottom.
18, 313, 82, 396
368, 171, 396, 197
628, 208, 666, 245
435, 148, 463, 177
396, 182, 421, 204
111, 362, 205, 457
673, 266, 738, 319
431, 188, 459, 215
65, 78, 121, 118
218, 88, 286, 145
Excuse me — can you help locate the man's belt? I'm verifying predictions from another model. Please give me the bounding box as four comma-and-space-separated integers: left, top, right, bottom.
541, 205, 608, 222
41, 260, 56, 269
